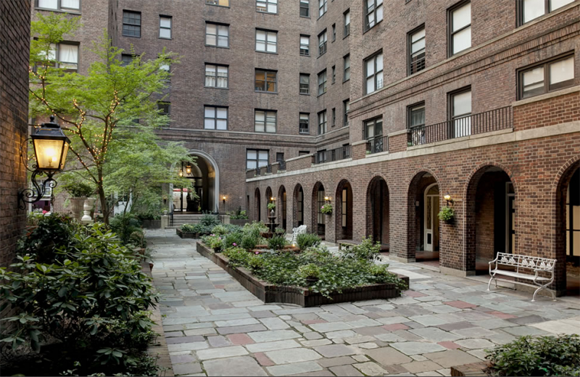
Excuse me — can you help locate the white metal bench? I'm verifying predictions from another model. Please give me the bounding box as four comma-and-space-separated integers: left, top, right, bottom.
291, 225, 307, 245
488, 252, 556, 302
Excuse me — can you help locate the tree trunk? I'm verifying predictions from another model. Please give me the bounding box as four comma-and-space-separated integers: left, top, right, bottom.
97, 167, 109, 225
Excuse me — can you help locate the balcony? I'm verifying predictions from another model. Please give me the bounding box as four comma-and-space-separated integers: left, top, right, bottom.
366, 135, 389, 155
407, 106, 512, 147
314, 145, 351, 164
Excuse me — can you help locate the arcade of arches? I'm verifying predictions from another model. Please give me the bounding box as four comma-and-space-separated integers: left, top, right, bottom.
246, 161, 580, 296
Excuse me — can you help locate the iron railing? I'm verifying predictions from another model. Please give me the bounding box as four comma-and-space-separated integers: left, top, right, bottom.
407, 106, 512, 147
314, 145, 351, 164
366, 136, 389, 154
409, 55, 425, 75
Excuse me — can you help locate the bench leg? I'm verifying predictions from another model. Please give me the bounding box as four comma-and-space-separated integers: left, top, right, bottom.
487, 275, 496, 292
532, 281, 556, 302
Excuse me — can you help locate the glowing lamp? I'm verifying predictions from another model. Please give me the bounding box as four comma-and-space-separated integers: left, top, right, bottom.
31, 116, 70, 171
186, 165, 192, 174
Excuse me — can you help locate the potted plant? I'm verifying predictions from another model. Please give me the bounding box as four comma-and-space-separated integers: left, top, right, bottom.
63, 182, 95, 221
298, 263, 321, 286
321, 203, 333, 216
438, 206, 455, 223
267, 202, 276, 216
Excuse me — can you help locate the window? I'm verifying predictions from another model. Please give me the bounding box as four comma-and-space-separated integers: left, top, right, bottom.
332, 66, 336, 84
37, 0, 80, 11
255, 110, 277, 133
317, 150, 327, 164
520, 0, 575, 25
256, 29, 277, 53
319, 0, 327, 17
365, 117, 383, 139
332, 24, 336, 42
343, 54, 350, 81
318, 70, 327, 95
206, 0, 229, 6
318, 111, 327, 135
365, 52, 383, 94
300, 0, 310, 17
332, 108, 336, 127
247, 150, 269, 170
159, 16, 172, 39
160, 61, 171, 82
409, 26, 425, 75
44, 43, 79, 71
343, 99, 350, 127
450, 88, 472, 137
205, 64, 228, 88
255, 69, 277, 92
344, 10, 351, 37
276, 152, 284, 163
318, 30, 327, 56
204, 106, 228, 130
123, 11, 141, 38
299, 113, 310, 134
257, 0, 278, 14
121, 54, 134, 66
206, 23, 229, 48
450, 1, 471, 56
297, 187, 304, 225
408, 102, 425, 129
365, 0, 383, 31
300, 74, 310, 94
300, 35, 310, 56
519, 55, 575, 99
341, 188, 348, 227
158, 102, 170, 116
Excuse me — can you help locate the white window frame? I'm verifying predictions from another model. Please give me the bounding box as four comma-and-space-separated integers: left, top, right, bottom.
365, 52, 384, 94
206, 23, 229, 48
204, 106, 228, 130
159, 16, 172, 39
450, 1, 471, 56
37, 0, 80, 11
256, 29, 278, 53
246, 149, 269, 170
256, 0, 278, 14
205, 64, 229, 88
255, 110, 277, 133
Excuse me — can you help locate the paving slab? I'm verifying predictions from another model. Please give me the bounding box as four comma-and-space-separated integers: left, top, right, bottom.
203, 356, 267, 376
364, 347, 413, 366
353, 362, 389, 376
455, 338, 495, 349
196, 345, 248, 360
267, 361, 323, 376
246, 340, 302, 353
313, 344, 357, 358
329, 365, 363, 376
391, 342, 447, 356
402, 360, 445, 374
502, 325, 551, 337
173, 362, 203, 376
410, 327, 462, 342
318, 356, 356, 368
530, 317, 580, 335
423, 349, 482, 368
249, 329, 301, 343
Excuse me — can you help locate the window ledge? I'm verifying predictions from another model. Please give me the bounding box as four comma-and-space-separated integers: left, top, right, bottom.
255, 91, 279, 95
35, 7, 81, 14
512, 85, 580, 107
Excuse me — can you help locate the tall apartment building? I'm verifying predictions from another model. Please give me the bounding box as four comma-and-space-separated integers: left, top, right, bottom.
31, 0, 580, 296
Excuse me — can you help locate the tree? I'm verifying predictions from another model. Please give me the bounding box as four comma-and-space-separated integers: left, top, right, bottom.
29, 13, 192, 224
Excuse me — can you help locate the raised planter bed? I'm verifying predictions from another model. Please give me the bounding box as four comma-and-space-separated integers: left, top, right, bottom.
176, 228, 197, 239
451, 362, 488, 376
197, 242, 409, 307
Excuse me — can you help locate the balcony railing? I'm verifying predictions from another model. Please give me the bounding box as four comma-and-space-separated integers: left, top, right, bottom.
407, 106, 513, 147
366, 135, 389, 155
314, 145, 351, 164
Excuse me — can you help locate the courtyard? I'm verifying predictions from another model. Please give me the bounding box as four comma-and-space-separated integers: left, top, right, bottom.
148, 230, 580, 377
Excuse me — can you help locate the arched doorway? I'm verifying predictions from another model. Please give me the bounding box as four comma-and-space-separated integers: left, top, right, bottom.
312, 182, 325, 238
408, 172, 440, 264
465, 166, 514, 274
294, 184, 305, 228
255, 188, 261, 222
265, 187, 273, 219
367, 177, 390, 251
557, 161, 580, 297
278, 186, 287, 231
336, 180, 353, 241
173, 153, 219, 213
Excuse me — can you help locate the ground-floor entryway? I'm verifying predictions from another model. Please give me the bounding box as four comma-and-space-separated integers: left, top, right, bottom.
148, 230, 580, 377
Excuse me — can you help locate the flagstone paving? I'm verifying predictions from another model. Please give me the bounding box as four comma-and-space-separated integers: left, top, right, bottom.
147, 229, 580, 376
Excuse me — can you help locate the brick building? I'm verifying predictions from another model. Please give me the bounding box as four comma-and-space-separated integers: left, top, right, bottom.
30, 0, 580, 295
1, 0, 30, 267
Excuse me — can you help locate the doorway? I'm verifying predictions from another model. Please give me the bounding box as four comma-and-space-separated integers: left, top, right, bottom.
424, 183, 440, 252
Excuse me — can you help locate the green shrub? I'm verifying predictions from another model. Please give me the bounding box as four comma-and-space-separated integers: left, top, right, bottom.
109, 213, 142, 246
486, 335, 580, 376
18, 213, 79, 263
296, 233, 321, 250
268, 235, 287, 250
267, 202, 276, 211
241, 234, 259, 250
202, 234, 223, 250
212, 225, 229, 236
62, 181, 95, 198
298, 263, 320, 278
243, 221, 268, 235
438, 206, 454, 222
128, 230, 146, 248
222, 247, 251, 267
0, 222, 159, 376
200, 214, 220, 227
349, 236, 380, 260
229, 208, 249, 220
181, 224, 196, 233
248, 255, 265, 271
275, 228, 286, 235
224, 224, 242, 233
222, 232, 243, 250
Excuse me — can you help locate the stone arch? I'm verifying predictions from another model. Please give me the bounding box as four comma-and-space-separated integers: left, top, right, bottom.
278, 185, 288, 231
366, 175, 390, 249
312, 182, 326, 238
293, 184, 305, 228
254, 187, 261, 222
464, 164, 516, 273
407, 171, 441, 262
335, 179, 354, 240
188, 150, 220, 213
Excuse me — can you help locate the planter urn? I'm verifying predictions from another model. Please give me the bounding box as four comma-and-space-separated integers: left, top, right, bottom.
70, 197, 86, 221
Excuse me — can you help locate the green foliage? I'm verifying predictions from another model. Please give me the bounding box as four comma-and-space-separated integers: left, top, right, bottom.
222, 232, 244, 250
201, 234, 223, 250
438, 206, 455, 222
275, 228, 286, 235
181, 224, 197, 233
200, 214, 220, 228
109, 213, 142, 246
321, 203, 333, 215
222, 247, 252, 268
62, 180, 95, 198
128, 230, 147, 248
349, 237, 380, 260
298, 264, 320, 278
229, 208, 249, 220
267, 202, 276, 211
18, 213, 79, 263
241, 233, 259, 251
486, 335, 580, 377
0, 218, 159, 376
268, 235, 287, 251
296, 233, 322, 251
248, 255, 265, 271
212, 225, 229, 236
243, 221, 269, 235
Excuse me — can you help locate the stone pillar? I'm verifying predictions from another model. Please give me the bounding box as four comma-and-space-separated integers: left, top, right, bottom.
161, 215, 169, 229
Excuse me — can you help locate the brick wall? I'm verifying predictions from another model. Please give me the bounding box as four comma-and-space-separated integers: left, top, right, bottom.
514, 91, 580, 131
0, 0, 30, 267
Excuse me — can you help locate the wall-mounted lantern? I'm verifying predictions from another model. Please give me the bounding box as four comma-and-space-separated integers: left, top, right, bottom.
444, 193, 453, 206
19, 116, 70, 209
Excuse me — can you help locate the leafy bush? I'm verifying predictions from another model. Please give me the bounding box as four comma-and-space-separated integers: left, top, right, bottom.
181, 224, 197, 233
212, 225, 229, 236
18, 213, 79, 263
349, 236, 380, 260
243, 221, 269, 235
248, 255, 265, 271
268, 235, 287, 250
438, 206, 454, 222
62, 181, 95, 198
109, 213, 142, 246
298, 263, 320, 278
296, 233, 321, 250
200, 214, 220, 228
0, 221, 159, 376
202, 234, 223, 250
275, 228, 286, 235
229, 208, 249, 220
222, 247, 252, 267
321, 203, 333, 215
222, 232, 243, 250
267, 202, 276, 211
129, 230, 147, 248
241, 233, 259, 251
486, 335, 580, 377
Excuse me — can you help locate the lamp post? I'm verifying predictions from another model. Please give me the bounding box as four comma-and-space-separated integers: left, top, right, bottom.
19, 116, 70, 210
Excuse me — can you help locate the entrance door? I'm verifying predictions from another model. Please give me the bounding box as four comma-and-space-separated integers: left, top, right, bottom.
424, 184, 440, 252
506, 182, 515, 254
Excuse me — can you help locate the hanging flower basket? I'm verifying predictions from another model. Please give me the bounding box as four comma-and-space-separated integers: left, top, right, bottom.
321, 203, 333, 215
438, 206, 455, 223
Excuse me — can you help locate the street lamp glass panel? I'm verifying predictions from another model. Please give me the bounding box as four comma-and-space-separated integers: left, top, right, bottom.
33, 137, 68, 171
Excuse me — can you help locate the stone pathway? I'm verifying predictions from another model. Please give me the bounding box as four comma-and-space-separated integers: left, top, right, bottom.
147, 229, 580, 377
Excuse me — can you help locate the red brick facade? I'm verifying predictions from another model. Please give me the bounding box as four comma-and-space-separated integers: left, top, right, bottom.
1, 0, 30, 267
